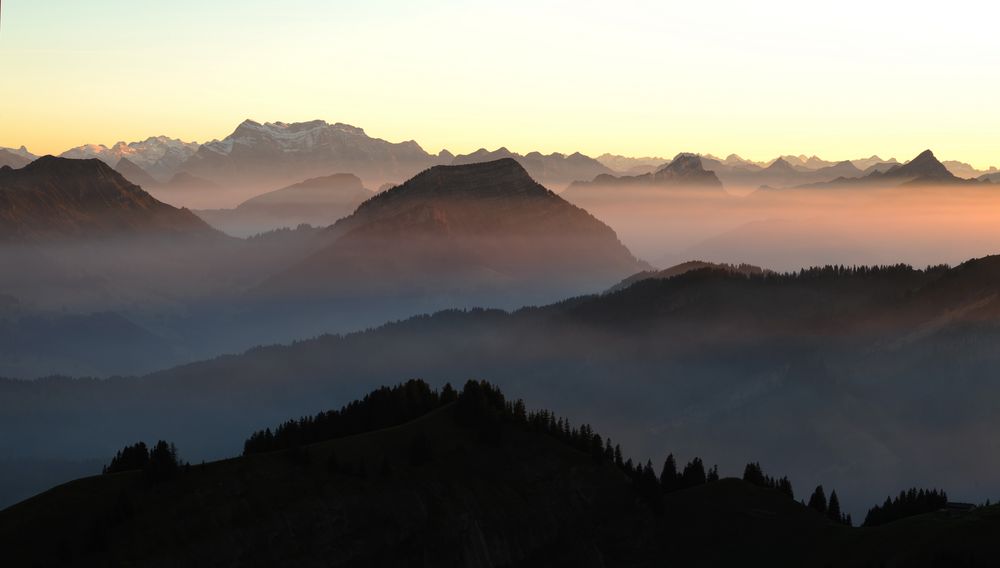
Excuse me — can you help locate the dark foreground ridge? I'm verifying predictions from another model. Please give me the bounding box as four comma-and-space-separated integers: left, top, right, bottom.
2, 380, 997, 567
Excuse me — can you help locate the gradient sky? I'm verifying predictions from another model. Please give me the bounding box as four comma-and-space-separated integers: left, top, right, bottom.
1, 0, 998, 167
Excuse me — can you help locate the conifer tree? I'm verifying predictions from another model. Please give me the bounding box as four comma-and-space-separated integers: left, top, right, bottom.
707, 465, 720, 483
681, 457, 706, 488
808, 485, 828, 514
660, 454, 679, 491
828, 490, 842, 522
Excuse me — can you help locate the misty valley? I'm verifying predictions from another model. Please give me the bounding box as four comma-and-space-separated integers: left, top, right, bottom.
3, 119, 1000, 566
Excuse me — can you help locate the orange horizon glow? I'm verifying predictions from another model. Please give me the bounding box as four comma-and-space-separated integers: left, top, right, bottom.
1, 0, 998, 169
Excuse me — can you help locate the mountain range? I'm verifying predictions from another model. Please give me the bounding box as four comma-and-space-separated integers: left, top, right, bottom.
793, 150, 972, 190
176, 120, 444, 197
563, 153, 725, 194
61, 136, 199, 181
5, 124, 993, 207
451, 147, 614, 189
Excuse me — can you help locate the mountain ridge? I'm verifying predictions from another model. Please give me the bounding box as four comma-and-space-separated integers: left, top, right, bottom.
0, 156, 220, 241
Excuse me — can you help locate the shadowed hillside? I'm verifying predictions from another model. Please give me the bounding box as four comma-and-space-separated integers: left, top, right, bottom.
0, 156, 218, 241
258, 158, 646, 300
6, 258, 1000, 515
3, 380, 996, 567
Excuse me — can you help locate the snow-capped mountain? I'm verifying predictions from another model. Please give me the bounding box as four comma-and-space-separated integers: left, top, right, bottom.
178, 119, 446, 192
60, 136, 199, 182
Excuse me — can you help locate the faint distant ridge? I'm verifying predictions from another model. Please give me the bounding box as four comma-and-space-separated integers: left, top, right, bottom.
115, 157, 160, 189
451, 147, 613, 189
595, 153, 668, 175
607, 260, 771, 293
0, 146, 36, 169
0, 156, 219, 241
790, 150, 978, 190
195, 173, 375, 236
565, 152, 724, 192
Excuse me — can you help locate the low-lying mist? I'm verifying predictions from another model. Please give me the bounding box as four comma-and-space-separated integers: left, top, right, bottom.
561, 183, 1000, 270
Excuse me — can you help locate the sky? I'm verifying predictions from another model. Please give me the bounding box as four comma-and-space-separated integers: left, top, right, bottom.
1, 0, 998, 167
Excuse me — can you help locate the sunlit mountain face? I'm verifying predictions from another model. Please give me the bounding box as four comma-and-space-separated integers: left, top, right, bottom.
3, 1, 1000, 565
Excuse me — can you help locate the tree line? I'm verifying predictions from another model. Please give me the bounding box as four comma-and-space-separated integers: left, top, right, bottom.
103, 440, 183, 482
110, 379, 960, 528
863, 488, 948, 527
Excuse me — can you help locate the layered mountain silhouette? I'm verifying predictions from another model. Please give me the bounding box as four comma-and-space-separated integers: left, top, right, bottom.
196, 173, 375, 237
10, 256, 1000, 517
0, 157, 218, 240
177, 120, 445, 193
702, 156, 868, 190
606, 260, 771, 293
259, 158, 645, 299
451, 147, 614, 189
594, 153, 667, 175
564, 153, 725, 193
61, 136, 199, 181
796, 150, 976, 190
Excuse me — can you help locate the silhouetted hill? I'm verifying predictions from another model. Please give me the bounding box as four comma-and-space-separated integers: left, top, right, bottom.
0, 157, 220, 240
4, 380, 998, 567
607, 260, 771, 293
196, 173, 374, 237
258, 158, 645, 299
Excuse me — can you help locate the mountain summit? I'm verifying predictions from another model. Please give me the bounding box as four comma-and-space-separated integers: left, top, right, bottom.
564, 152, 724, 193
259, 158, 645, 301
178, 119, 441, 193
0, 156, 217, 241
880, 149, 954, 180
450, 148, 613, 189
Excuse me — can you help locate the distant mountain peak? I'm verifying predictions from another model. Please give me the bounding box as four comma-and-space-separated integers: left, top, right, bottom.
25, 154, 113, 174
765, 157, 796, 172
0, 157, 218, 240
650, 153, 724, 188
881, 149, 953, 180
362, 158, 544, 207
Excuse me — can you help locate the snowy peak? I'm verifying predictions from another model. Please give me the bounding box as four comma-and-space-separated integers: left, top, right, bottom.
180, 119, 444, 191
60, 136, 199, 181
